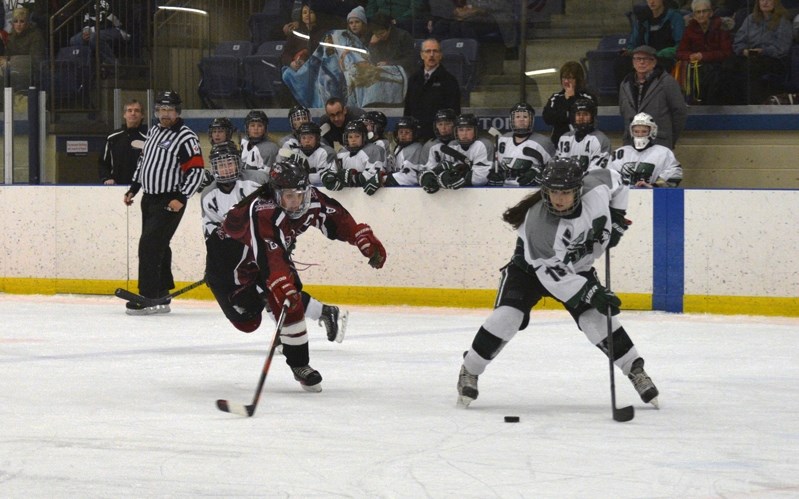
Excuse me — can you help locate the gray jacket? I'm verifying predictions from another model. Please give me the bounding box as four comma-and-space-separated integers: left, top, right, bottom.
733, 14, 793, 59
619, 67, 687, 150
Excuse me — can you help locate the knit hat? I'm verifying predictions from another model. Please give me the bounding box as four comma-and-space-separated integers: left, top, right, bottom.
347, 6, 367, 24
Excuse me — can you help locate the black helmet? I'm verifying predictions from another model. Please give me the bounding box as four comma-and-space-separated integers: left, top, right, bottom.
509, 102, 535, 135
244, 110, 268, 141
433, 108, 456, 142
154, 90, 182, 113
270, 158, 312, 219
363, 110, 387, 140
570, 98, 597, 135
208, 117, 235, 143
454, 113, 479, 148
540, 158, 584, 217
288, 105, 311, 133
297, 122, 322, 156
394, 116, 420, 146
209, 141, 242, 185
344, 120, 368, 153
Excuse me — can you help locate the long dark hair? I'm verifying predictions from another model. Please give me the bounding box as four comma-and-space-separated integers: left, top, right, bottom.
502, 191, 542, 229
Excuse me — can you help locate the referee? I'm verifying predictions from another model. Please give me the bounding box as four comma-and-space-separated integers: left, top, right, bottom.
123, 90, 204, 315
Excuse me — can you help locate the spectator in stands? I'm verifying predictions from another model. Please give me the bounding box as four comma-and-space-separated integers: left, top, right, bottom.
619, 45, 687, 150
320, 97, 364, 148
609, 112, 683, 188
69, 0, 131, 66
1, 7, 44, 87
617, 0, 686, 81
676, 0, 733, 105
403, 38, 461, 143
542, 61, 598, 146
99, 99, 147, 185
281, 2, 327, 71
367, 13, 417, 76
366, 0, 430, 37
724, 0, 793, 104
346, 5, 371, 46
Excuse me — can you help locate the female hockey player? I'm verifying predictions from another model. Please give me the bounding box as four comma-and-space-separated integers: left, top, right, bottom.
220, 157, 387, 392
456, 157, 659, 409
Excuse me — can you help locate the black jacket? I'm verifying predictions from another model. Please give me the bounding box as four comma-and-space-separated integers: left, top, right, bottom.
403, 65, 461, 142
99, 123, 147, 184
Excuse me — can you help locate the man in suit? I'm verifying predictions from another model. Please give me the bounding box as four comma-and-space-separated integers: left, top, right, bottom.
403, 38, 461, 143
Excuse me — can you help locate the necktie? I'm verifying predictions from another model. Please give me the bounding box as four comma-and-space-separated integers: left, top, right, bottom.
424, 72, 430, 83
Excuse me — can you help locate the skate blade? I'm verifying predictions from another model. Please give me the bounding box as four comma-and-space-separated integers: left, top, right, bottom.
649, 397, 660, 409
335, 310, 349, 343
300, 383, 322, 393
456, 395, 473, 408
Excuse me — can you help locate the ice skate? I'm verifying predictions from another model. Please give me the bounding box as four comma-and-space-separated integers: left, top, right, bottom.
628, 358, 659, 409
318, 305, 348, 343
125, 301, 170, 316
456, 364, 479, 408
291, 365, 322, 392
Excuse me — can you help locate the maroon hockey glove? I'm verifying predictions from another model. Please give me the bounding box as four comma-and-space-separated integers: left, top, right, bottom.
353, 223, 386, 269
267, 271, 302, 313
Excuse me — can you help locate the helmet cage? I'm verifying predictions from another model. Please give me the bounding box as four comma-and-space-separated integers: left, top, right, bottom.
210, 142, 242, 185
629, 112, 658, 150
270, 159, 312, 219
509, 103, 535, 135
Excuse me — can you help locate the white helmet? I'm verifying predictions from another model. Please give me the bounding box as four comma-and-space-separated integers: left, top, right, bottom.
629, 112, 658, 150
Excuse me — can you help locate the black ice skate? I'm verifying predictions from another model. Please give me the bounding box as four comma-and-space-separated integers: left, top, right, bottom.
291, 365, 323, 392
457, 364, 479, 408
628, 358, 659, 409
318, 305, 348, 343
125, 301, 170, 316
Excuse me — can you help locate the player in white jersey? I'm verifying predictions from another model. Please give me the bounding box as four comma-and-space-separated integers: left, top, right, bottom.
608, 113, 682, 188
279, 105, 312, 149
278, 122, 337, 186
384, 116, 424, 186
556, 98, 611, 172
202, 142, 347, 343
362, 110, 390, 161
240, 110, 279, 173
456, 158, 660, 410
420, 113, 493, 191
418, 108, 456, 193
489, 102, 556, 187
321, 120, 385, 195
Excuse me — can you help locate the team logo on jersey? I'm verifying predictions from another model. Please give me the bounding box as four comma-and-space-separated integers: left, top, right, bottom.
266, 240, 279, 251
325, 207, 337, 214
561, 217, 606, 265
158, 138, 173, 149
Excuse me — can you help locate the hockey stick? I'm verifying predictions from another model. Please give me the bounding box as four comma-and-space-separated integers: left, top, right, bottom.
439, 144, 471, 166
114, 278, 207, 306
488, 127, 501, 174
605, 250, 634, 423
216, 302, 289, 417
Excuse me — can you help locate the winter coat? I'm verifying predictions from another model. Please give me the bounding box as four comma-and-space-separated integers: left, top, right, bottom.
676, 17, 733, 63
733, 13, 793, 59
619, 67, 687, 149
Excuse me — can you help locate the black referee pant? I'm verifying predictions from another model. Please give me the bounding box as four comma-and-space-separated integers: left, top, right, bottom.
138, 192, 185, 299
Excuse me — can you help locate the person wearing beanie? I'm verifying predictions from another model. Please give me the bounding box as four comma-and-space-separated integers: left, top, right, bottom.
346, 5, 370, 44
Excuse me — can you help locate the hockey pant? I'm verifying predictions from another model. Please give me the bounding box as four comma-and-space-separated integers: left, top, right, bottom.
462, 262, 640, 376
205, 235, 313, 367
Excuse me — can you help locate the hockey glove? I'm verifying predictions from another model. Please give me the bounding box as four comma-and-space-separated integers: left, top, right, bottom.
609, 208, 631, 249
362, 173, 381, 196
344, 169, 361, 187
438, 162, 469, 189
267, 271, 302, 313
486, 169, 505, 186
516, 166, 542, 186
582, 283, 621, 316
419, 170, 440, 194
353, 223, 386, 269
321, 169, 344, 191
382, 171, 399, 187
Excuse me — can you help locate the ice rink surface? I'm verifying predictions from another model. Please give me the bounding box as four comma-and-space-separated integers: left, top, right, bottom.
1, 294, 798, 498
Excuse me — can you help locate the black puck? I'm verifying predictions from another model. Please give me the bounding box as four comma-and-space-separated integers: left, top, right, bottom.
504, 416, 520, 423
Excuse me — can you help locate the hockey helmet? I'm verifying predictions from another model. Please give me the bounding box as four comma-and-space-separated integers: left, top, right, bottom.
433, 108, 456, 142
297, 122, 322, 156
570, 98, 597, 135
344, 120, 368, 153
288, 105, 311, 133
540, 158, 584, 217
208, 117, 236, 143
363, 110, 387, 140
209, 141, 242, 185
455, 113, 479, 148
394, 116, 420, 146
244, 110, 269, 141
509, 102, 535, 135
154, 90, 182, 114
270, 158, 312, 219
629, 112, 658, 150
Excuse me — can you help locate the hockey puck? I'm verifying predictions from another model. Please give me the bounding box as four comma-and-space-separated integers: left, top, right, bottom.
504, 416, 520, 423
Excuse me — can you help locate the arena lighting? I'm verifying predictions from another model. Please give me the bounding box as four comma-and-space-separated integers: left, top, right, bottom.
158, 6, 208, 15
524, 68, 557, 77
319, 42, 368, 55
291, 31, 310, 40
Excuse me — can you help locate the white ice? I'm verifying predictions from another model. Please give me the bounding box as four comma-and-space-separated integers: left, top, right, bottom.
1, 294, 798, 498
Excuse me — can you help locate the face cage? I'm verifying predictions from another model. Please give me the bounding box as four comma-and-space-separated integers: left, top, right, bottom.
542, 186, 581, 217
290, 110, 311, 131
154, 105, 180, 119
510, 110, 533, 134
631, 126, 654, 150
274, 187, 312, 219
212, 156, 241, 184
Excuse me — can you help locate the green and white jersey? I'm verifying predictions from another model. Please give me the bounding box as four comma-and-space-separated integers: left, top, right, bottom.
556, 129, 612, 172
608, 144, 682, 187
513, 168, 628, 306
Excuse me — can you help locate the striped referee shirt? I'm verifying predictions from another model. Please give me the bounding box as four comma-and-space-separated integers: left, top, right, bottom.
130, 118, 205, 202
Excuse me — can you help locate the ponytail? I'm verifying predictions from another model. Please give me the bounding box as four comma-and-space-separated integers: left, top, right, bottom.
502, 190, 542, 229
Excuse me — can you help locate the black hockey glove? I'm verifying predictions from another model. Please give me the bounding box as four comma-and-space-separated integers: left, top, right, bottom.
486, 168, 505, 186
438, 162, 469, 189
321, 169, 344, 191
362, 174, 381, 196
582, 283, 621, 316
516, 165, 542, 186
419, 170, 440, 194
609, 208, 631, 249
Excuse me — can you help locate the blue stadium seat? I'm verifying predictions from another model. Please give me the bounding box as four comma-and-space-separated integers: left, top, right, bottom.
441, 38, 480, 94
44, 46, 94, 108
582, 34, 628, 105
242, 41, 286, 106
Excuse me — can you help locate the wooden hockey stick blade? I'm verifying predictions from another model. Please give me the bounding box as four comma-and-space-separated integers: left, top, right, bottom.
613, 405, 635, 422
216, 399, 254, 417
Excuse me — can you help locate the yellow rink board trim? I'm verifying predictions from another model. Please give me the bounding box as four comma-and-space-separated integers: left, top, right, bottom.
0, 278, 796, 317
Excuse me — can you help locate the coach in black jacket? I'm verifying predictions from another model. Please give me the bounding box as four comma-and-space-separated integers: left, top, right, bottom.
403, 38, 461, 143
99, 99, 147, 184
